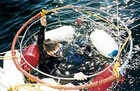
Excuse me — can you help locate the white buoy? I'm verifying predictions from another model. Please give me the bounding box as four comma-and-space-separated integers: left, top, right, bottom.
45, 26, 75, 42
0, 50, 25, 91
90, 29, 118, 58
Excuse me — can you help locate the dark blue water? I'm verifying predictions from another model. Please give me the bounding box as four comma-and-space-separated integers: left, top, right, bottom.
0, 0, 140, 91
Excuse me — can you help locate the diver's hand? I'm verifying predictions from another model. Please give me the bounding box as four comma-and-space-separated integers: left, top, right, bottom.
40, 15, 47, 26
74, 72, 87, 80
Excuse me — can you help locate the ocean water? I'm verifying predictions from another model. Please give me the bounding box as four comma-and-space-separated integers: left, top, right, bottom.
0, 0, 140, 91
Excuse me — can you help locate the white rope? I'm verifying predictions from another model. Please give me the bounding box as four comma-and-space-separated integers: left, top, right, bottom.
130, 23, 140, 30
132, 0, 140, 3
116, 0, 119, 34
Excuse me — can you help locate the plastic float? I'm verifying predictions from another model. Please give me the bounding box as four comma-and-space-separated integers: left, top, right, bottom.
89, 65, 114, 91
90, 29, 118, 58
0, 5, 133, 91
20, 43, 40, 71
45, 26, 75, 42
0, 50, 24, 91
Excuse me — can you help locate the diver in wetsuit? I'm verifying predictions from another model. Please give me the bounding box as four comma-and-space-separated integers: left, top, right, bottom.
37, 15, 62, 77
37, 15, 103, 85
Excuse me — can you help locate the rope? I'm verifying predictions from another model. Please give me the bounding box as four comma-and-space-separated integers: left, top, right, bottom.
8, 84, 40, 91
0, 49, 20, 60
40, 5, 73, 16
113, 61, 120, 78
0, 56, 18, 60
0, 51, 7, 55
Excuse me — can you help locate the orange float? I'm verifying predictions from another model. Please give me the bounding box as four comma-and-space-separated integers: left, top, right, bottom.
20, 43, 40, 71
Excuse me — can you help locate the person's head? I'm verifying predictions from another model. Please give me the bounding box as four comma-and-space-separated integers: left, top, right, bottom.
43, 39, 63, 57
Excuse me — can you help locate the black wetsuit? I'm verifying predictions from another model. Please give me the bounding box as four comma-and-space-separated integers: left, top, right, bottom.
37, 25, 103, 85
37, 25, 77, 79
37, 25, 61, 77
57, 44, 103, 85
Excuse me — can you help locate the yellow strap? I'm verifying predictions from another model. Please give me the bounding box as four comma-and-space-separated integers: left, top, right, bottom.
113, 61, 120, 78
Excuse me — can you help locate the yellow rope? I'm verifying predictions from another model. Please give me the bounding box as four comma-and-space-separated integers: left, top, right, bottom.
41, 8, 48, 16
26, 70, 37, 83
113, 61, 120, 78
117, 31, 132, 60
0, 56, 18, 60
40, 5, 72, 16
8, 83, 44, 91
86, 11, 118, 29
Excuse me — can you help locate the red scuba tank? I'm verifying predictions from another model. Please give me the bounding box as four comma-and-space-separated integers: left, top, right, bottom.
20, 43, 40, 71
89, 66, 114, 91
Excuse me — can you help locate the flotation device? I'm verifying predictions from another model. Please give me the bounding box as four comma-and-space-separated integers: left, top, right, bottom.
90, 29, 118, 58
0, 50, 24, 91
20, 43, 40, 71
45, 26, 75, 42
89, 65, 114, 91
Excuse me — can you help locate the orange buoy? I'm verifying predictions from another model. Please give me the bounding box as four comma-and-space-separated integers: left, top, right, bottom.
20, 43, 40, 71
89, 66, 114, 91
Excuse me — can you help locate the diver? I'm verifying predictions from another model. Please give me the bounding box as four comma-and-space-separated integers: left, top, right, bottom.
37, 15, 103, 85
37, 15, 62, 76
